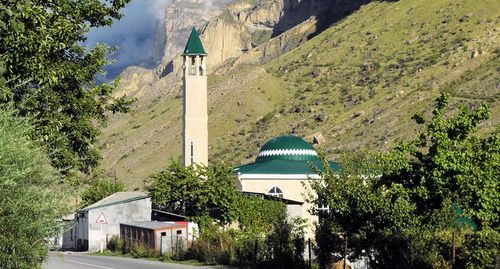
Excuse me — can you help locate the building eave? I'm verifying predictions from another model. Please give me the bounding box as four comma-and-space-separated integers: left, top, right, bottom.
238, 173, 321, 179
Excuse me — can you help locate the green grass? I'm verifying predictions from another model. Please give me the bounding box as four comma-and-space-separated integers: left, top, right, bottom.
91, 250, 216, 267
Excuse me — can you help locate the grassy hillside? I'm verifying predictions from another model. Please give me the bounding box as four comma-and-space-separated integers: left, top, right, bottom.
100, 0, 499, 188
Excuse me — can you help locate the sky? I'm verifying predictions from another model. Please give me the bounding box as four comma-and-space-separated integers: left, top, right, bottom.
86, 0, 173, 80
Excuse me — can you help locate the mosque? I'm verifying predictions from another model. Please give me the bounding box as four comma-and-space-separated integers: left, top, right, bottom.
181, 27, 339, 238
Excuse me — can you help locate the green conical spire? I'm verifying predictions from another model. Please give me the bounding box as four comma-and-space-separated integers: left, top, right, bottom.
182, 27, 207, 56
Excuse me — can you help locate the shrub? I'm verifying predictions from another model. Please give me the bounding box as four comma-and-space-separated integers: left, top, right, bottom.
171, 237, 187, 261
217, 249, 232, 264
130, 242, 151, 258
185, 239, 211, 262
107, 235, 123, 253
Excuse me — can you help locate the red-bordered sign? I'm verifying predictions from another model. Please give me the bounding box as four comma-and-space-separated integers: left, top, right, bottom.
95, 212, 108, 224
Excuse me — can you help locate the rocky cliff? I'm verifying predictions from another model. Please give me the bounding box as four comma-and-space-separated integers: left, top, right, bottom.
115, 0, 377, 103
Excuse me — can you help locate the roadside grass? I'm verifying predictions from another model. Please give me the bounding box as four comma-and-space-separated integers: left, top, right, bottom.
90, 250, 218, 267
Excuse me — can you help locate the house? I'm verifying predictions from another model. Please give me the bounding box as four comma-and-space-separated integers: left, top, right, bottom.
74, 192, 151, 251
51, 213, 76, 250
120, 221, 198, 255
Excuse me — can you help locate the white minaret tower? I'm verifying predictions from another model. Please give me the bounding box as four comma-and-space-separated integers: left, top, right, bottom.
182, 27, 208, 167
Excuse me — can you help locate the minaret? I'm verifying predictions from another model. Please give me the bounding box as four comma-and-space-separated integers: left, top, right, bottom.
182, 27, 208, 167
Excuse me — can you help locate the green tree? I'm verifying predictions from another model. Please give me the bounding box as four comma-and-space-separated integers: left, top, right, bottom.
148, 160, 307, 267
80, 177, 124, 208
379, 93, 499, 268
147, 160, 238, 228
0, 107, 70, 269
308, 93, 499, 268
0, 0, 133, 174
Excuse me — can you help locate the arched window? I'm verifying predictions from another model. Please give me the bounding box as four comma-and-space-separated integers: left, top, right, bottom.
199, 57, 205, 76
268, 186, 284, 198
189, 57, 196, 75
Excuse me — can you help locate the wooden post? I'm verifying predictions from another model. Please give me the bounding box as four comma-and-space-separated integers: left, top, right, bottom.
343, 235, 348, 269
100, 223, 104, 253
308, 238, 312, 269
451, 230, 456, 268
254, 236, 258, 265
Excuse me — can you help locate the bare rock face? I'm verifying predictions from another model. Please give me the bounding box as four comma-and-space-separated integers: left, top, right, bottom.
200, 14, 252, 69
162, 1, 228, 65
116, 0, 372, 102
312, 132, 326, 145
113, 0, 230, 103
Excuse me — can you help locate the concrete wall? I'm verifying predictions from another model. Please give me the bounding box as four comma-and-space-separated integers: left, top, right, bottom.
286, 204, 303, 219
238, 176, 317, 239
62, 222, 76, 250
75, 212, 89, 250
85, 197, 151, 252
155, 226, 188, 254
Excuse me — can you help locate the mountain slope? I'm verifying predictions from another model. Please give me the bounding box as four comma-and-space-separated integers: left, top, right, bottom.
100, 0, 499, 187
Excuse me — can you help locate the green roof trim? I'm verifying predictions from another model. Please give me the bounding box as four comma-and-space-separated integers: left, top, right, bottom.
234, 159, 340, 175
183, 27, 207, 56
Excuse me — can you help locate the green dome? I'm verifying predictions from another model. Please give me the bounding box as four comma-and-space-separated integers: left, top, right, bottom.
256, 135, 318, 162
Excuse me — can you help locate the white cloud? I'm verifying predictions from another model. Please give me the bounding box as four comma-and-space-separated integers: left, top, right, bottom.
86, 0, 173, 80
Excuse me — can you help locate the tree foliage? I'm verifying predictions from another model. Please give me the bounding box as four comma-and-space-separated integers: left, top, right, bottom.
147, 160, 306, 268
0, 107, 70, 269
80, 177, 124, 208
308, 93, 499, 268
147, 160, 239, 227
0, 0, 133, 174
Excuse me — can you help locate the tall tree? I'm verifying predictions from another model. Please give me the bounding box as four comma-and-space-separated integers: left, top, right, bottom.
0, 0, 132, 174
0, 107, 70, 269
308, 93, 499, 268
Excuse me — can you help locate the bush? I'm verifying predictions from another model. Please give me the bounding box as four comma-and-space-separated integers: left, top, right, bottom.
185, 238, 217, 263
130, 242, 152, 258
215, 249, 232, 265
107, 235, 123, 253
171, 237, 187, 261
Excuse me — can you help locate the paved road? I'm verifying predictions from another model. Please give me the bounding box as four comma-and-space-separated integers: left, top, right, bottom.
44, 251, 218, 269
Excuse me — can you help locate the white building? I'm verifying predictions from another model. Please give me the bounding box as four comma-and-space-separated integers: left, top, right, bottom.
74, 192, 151, 251
234, 135, 340, 239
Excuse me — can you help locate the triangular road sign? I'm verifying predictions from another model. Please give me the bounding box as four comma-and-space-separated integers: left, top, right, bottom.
95, 212, 108, 224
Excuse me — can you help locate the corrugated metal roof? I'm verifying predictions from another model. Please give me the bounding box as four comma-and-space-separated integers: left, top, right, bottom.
121, 221, 186, 230
81, 192, 149, 212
